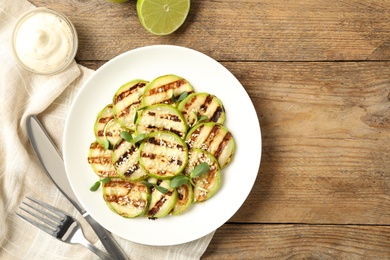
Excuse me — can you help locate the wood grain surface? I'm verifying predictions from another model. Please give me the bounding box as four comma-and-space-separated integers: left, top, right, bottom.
30, 0, 390, 258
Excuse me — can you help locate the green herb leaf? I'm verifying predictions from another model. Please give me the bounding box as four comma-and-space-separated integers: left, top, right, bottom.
155, 185, 169, 194
190, 162, 210, 178
134, 111, 139, 124
90, 181, 101, 192
120, 131, 134, 143
170, 92, 176, 103
170, 175, 189, 188
100, 177, 111, 184
192, 112, 209, 126
176, 91, 189, 103
141, 181, 153, 187
103, 139, 112, 150
134, 133, 147, 144
197, 115, 209, 124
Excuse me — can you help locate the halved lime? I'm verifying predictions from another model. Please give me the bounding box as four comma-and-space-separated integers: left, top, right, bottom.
136, 0, 190, 36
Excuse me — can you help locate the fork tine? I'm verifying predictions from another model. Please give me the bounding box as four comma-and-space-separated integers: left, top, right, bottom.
19, 204, 59, 230
26, 196, 67, 219
16, 212, 56, 236
23, 198, 63, 225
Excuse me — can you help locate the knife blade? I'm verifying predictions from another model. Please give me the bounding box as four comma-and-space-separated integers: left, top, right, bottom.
26, 114, 128, 260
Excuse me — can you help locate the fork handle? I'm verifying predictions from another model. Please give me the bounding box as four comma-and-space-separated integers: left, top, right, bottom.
84, 214, 129, 260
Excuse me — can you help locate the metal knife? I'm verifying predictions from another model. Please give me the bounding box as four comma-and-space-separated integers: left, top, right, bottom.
26, 114, 128, 260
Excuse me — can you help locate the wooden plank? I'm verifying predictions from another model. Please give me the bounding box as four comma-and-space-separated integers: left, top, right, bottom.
203, 224, 390, 259
224, 61, 390, 224
77, 61, 390, 225
30, 0, 390, 61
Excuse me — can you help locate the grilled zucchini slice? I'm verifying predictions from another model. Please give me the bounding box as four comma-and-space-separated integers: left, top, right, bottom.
103, 179, 150, 218
135, 104, 187, 139
146, 178, 178, 218
178, 92, 225, 127
141, 74, 194, 107
171, 182, 193, 215
184, 148, 221, 202
94, 104, 124, 147
139, 131, 188, 179
88, 141, 118, 178
112, 79, 148, 130
112, 139, 148, 182
186, 122, 235, 169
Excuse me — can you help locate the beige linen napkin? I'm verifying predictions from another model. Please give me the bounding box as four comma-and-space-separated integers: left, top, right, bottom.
0, 0, 214, 259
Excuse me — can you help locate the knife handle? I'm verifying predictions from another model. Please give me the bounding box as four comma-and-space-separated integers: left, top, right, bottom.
84, 213, 129, 260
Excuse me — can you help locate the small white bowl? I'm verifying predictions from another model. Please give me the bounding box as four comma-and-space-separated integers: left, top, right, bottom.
12, 7, 78, 75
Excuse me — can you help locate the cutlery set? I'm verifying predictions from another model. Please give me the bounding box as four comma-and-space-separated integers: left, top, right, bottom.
17, 197, 115, 260
18, 115, 128, 259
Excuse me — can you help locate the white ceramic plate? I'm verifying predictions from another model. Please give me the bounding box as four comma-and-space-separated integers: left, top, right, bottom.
63, 45, 261, 246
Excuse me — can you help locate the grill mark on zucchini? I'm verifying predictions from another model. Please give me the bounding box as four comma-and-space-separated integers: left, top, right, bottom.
207, 124, 220, 142
144, 111, 183, 124
148, 79, 187, 95
177, 184, 189, 202
113, 82, 146, 104
144, 126, 183, 138
105, 195, 146, 208
148, 190, 174, 217
96, 108, 114, 137
140, 110, 186, 137
187, 125, 203, 145
104, 181, 148, 208
140, 152, 184, 168
183, 96, 196, 113
117, 100, 141, 118
210, 106, 224, 122
124, 164, 140, 178
88, 156, 111, 165
98, 114, 113, 124
97, 130, 114, 137
89, 168, 116, 177
88, 143, 113, 165
148, 137, 185, 151
214, 132, 233, 158
200, 94, 213, 111
114, 145, 140, 178
88, 142, 117, 177
144, 78, 194, 106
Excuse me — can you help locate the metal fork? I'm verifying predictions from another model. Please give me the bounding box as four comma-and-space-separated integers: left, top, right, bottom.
16, 197, 116, 260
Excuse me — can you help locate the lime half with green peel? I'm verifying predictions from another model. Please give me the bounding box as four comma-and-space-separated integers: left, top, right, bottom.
136, 0, 190, 35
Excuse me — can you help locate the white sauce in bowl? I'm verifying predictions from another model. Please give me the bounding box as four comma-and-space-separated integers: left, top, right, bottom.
12, 8, 78, 74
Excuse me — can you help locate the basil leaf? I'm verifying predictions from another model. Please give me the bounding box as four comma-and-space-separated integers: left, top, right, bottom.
134, 133, 147, 144
170, 175, 189, 188
190, 162, 210, 178
120, 131, 134, 143
90, 181, 101, 192
155, 185, 169, 194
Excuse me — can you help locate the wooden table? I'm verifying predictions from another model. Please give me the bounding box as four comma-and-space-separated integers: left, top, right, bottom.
31, 0, 390, 258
